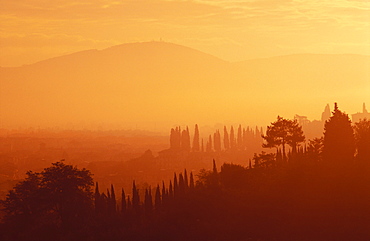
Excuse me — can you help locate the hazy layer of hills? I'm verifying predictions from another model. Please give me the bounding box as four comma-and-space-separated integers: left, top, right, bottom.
1, 41, 369, 131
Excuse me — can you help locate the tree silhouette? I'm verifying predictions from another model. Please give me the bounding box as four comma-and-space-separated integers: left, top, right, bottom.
323, 103, 355, 165
192, 124, 200, 152
354, 119, 370, 163
132, 181, 140, 214
110, 184, 116, 214
154, 185, 161, 211
306, 137, 323, 162
262, 116, 305, 160
237, 124, 243, 150
214, 130, 222, 152
189, 172, 195, 189
253, 152, 275, 168
144, 188, 153, 217
224, 126, 230, 150
121, 188, 126, 214
170, 127, 181, 150
2, 161, 93, 237
230, 126, 236, 150
181, 127, 191, 152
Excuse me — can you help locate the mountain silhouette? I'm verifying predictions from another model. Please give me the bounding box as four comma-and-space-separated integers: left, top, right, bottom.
1, 41, 369, 130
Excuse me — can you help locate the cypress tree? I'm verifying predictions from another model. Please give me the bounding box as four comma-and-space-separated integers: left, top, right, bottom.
224, 126, 230, 150
127, 196, 132, 210
214, 130, 222, 152
213, 159, 218, 174
230, 126, 235, 149
206, 135, 213, 152
94, 182, 100, 213
155, 185, 161, 211
132, 181, 140, 214
211, 159, 219, 187
107, 189, 111, 200
323, 103, 355, 165
181, 127, 191, 152
173, 173, 178, 198
161, 181, 167, 204
170, 128, 176, 150
121, 188, 126, 214
179, 173, 185, 195
189, 172, 195, 189
184, 169, 189, 189
237, 124, 243, 150
100, 193, 108, 214
111, 184, 116, 213
243, 128, 248, 150
170, 127, 181, 150
192, 124, 200, 152
354, 119, 370, 163
169, 180, 173, 198
144, 189, 153, 217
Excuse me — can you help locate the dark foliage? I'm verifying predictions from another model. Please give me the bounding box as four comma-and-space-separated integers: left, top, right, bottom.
323, 103, 355, 165
0, 161, 94, 240
1, 110, 369, 240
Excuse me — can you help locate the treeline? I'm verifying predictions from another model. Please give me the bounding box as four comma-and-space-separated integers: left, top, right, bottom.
1, 103, 370, 240
170, 124, 263, 152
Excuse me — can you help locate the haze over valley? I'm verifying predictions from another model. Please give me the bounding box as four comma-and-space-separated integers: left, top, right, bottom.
1, 41, 369, 131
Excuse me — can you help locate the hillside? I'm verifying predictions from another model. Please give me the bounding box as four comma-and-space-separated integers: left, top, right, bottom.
1, 42, 369, 130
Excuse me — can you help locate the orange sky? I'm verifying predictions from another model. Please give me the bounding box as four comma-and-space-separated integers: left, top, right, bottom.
0, 0, 369, 132
1, 0, 369, 67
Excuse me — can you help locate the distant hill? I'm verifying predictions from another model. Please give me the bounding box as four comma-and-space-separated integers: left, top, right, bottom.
1, 41, 369, 130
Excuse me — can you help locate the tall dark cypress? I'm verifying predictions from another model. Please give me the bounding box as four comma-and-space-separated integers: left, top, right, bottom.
155, 185, 161, 211
173, 173, 178, 198
169, 180, 173, 199
94, 182, 101, 215
132, 181, 140, 213
214, 130, 222, 152
243, 128, 247, 150
161, 181, 167, 204
121, 188, 126, 214
224, 126, 230, 150
111, 184, 116, 213
127, 195, 132, 210
178, 173, 185, 194
189, 172, 195, 189
192, 124, 200, 152
184, 169, 189, 189
213, 159, 218, 174
237, 124, 243, 150
212, 159, 219, 187
230, 126, 235, 149
323, 103, 355, 165
170, 128, 176, 150
144, 189, 153, 217
170, 127, 181, 150
181, 127, 191, 152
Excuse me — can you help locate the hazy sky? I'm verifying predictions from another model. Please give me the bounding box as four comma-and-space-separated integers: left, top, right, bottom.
1, 0, 369, 67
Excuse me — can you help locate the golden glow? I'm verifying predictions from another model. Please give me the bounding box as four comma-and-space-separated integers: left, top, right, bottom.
1, 0, 369, 66
0, 1, 369, 131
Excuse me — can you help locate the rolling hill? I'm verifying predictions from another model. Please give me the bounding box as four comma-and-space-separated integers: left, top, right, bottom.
1, 41, 369, 131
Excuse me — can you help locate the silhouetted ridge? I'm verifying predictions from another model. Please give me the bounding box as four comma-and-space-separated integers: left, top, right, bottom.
1, 41, 369, 130
103, 41, 227, 64
22, 41, 227, 70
